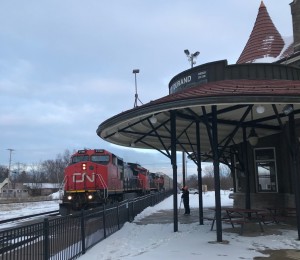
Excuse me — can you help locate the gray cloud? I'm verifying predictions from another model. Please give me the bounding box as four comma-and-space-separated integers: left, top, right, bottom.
0, 0, 293, 172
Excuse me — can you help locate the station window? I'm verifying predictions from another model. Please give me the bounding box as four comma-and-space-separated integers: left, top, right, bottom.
254, 148, 277, 193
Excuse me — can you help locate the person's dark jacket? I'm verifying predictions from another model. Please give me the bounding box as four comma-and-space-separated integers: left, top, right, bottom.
181, 189, 189, 202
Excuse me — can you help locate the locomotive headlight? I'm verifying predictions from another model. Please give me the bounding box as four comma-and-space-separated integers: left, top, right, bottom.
82, 163, 87, 170
88, 194, 93, 200
67, 195, 72, 200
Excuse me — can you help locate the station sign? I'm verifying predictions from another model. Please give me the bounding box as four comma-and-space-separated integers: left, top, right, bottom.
169, 69, 208, 94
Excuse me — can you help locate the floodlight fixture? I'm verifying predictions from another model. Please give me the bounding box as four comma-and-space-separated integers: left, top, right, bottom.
184, 49, 190, 56
184, 49, 200, 68
192, 51, 200, 57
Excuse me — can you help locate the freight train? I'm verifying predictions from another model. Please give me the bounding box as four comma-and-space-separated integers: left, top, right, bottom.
59, 149, 172, 215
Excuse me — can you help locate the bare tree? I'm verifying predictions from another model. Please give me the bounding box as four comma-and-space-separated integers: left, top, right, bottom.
202, 164, 233, 191
202, 165, 215, 190
14, 170, 30, 183
26, 163, 45, 196
219, 164, 233, 190
0, 165, 8, 179
186, 174, 198, 188
41, 149, 72, 185
29, 163, 46, 184
10, 163, 30, 183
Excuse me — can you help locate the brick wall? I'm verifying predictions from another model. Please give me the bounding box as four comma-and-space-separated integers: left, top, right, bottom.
232, 192, 294, 209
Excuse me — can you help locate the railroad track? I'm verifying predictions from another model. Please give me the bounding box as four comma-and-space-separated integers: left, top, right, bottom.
0, 210, 60, 227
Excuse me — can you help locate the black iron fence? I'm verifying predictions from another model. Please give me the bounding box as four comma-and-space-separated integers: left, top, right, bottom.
0, 191, 171, 260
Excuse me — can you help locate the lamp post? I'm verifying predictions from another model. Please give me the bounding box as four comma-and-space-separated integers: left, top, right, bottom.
182, 49, 200, 186
133, 69, 143, 108
184, 49, 200, 68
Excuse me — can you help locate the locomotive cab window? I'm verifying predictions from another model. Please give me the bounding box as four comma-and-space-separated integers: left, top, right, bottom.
91, 155, 110, 164
139, 170, 148, 176
71, 155, 89, 164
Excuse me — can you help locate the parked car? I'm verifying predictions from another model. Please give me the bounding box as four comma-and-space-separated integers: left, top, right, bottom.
188, 188, 199, 194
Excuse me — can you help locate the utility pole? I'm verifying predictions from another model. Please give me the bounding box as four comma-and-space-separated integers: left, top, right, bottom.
7, 148, 14, 189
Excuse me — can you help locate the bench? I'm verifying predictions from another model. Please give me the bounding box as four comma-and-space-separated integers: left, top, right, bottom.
223, 217, 265, 235
224, 208, 265, 235
207, 208, 244, 231
207, 215, 234, 231
266, 207, 297, 224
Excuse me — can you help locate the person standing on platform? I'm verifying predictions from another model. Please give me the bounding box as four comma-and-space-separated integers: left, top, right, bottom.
181, 186, 190, 215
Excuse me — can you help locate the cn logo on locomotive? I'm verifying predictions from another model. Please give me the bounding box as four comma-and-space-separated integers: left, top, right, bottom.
72, 172, 95, 183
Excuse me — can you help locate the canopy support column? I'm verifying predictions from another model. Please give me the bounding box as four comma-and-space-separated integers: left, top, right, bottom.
171, 110, 178, 232
289, 108, 300, 240
212, 105, 222, 242
196, 121, 204, 225
243, 127, 251, 210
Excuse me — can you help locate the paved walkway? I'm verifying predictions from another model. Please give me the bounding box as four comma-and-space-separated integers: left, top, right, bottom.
134, 208, 300, 260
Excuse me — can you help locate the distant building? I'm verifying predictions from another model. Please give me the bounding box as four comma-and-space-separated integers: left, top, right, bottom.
23, 183, 60, 196
0, 177, 29, 198
0, 177, 60, 198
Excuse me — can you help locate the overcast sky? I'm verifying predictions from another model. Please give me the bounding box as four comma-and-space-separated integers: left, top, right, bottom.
0, 0, 293, 175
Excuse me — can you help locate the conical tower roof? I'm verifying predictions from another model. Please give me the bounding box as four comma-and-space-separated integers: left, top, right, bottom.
237, 1, 285, 64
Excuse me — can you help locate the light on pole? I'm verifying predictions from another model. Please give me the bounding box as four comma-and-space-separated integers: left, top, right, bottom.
184, 49, 200, 68
133, 69, 143, 108
182, 49, 200, 186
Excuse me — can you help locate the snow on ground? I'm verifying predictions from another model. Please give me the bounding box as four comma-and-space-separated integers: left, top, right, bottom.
78, 191, 300, 260
1, 191, 300, 259
0, 193, 60, 229
0, 200, 59, 222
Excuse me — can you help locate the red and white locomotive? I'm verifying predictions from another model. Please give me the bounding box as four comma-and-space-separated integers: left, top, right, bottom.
149, 172, 165, 191
59, 149, 170, 215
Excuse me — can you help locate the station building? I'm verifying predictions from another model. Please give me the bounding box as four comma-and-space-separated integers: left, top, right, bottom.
97, 1, 300, 241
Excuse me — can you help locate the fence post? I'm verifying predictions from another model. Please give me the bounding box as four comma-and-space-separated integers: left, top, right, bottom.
103, 204, 107, 238
43, 218, 49, 260
80, 210, 86, 255
131, 200, 134, 221
117, 202, 120, 230
127, 201, 130, 222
